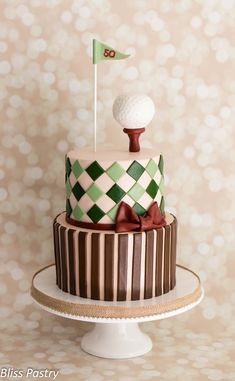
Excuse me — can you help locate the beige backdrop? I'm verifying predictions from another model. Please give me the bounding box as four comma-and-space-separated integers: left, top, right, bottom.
0, 1, 235, 380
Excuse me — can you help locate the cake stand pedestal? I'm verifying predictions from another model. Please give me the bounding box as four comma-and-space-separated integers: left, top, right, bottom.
31, 264, 204, 359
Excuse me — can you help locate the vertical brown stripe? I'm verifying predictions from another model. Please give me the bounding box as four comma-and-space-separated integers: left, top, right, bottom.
170, 218, 177, 289
104, 234, 115, 301
53, 221, 61, 287
68, 229, 76, 295
131, 233, 142, 300
144, 230, 154, 299
78, 231, 87, 298
91, 233, 100, 300
155, 228, 163, 296
117, 234, 128, 301
59, 226, 67, 292
163, 225, 171, 293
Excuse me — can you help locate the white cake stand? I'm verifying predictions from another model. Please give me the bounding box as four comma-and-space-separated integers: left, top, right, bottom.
31, 264, 204, 359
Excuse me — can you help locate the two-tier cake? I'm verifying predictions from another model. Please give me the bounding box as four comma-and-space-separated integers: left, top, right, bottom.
53, 95, 177, 302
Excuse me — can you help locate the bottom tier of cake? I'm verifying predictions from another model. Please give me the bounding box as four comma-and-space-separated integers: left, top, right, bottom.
53, 212, 177, 301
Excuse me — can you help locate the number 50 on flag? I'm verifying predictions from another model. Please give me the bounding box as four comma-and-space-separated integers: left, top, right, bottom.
93, 39, 130, 64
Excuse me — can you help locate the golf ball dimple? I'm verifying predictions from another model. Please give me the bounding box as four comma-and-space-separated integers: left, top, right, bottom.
113, 94, 155, 129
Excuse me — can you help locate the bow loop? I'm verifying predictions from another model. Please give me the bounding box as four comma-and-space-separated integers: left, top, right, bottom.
115, 201, 166, 233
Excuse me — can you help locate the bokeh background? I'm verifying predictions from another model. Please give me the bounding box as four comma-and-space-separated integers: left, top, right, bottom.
0, 0, 235, 380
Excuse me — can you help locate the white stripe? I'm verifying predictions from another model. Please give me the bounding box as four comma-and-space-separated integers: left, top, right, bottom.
161, 227, 165, 294
113, 234, 118, 301
126, 234, 133, 301
74, 231, 79, 296
99, 234, 105, 301
86, 233, 91, 298
139, 232, 146, 300
152, 229, 157, 297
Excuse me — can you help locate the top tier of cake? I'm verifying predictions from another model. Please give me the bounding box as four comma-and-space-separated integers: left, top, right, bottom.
65, 148, 164, 227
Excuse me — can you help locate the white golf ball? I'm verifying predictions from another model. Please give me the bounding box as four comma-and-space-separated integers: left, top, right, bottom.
113, 94, 155, 129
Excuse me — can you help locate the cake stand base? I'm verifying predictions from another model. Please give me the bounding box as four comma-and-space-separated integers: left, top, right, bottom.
81, 322, 152, 358
31, 264, 204, 359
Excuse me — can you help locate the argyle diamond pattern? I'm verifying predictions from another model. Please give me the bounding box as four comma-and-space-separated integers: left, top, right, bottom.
65, 155, 165, 224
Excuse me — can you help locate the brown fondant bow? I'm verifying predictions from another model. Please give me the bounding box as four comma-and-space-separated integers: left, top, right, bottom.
115, 201, 166, 233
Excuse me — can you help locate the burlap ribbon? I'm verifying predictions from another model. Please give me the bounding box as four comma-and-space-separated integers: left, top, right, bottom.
31, 264, 203, 319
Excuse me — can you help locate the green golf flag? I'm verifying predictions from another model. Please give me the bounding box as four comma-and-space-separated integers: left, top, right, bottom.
93, 39, 130, 64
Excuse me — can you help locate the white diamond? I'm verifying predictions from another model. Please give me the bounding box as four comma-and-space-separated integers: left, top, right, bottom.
122, 194, 135, 207
96, 194, 116, 213
69, 193, 77, 209
97, 160, 114, 170
120, 160, 133, 170
155, 191, 162, 205
78, 193, 94, 213
82, 214, 93, 223
138, 192, 153, 209
95, 172, 115, 193
154, 169, 162, 184
116, 173, 135, 192
78, 171, 93, 190
99, 215, 113, 224
138, 158, 150, 167
138, 171, 152, 188
69, 172, 77, 188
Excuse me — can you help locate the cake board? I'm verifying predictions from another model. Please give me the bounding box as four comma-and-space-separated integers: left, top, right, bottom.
31, 264, 204, 359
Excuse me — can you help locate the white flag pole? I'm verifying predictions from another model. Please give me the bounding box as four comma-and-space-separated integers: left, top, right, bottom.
93, 63, 97, 152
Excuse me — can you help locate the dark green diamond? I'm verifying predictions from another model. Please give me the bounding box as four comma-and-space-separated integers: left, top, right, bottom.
65, 156, 72, 177
127, 161, 145, 181
146, 180, 159, 199
106, 184, 125, 203
160, 197, 165, 213
72, 182, 85, 201
87, 204, 105, 223
66, 198, 72, 216
158, 155, 164, 175
133, 203, 146, 216
86, 161, 104, 181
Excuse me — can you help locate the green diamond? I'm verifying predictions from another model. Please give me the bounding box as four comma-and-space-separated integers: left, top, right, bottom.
146, 180, 158, 199
128, 183, 145, 202
146, 159, 158, 178
106, 184, 125, 203
107, 162, 125, 182
86, 161, 104, 181
72, 160, 84, 179
160, 197, 165, 213
66, 198, 72, 216
107, 204, 119, 221
87, 204, 105, 223
133, 203, 146, 216
73, 204, 84, 220
72, 182, 85, 201
65, 156, 72, 177
159, 176, 164, 195
66, 178, 72, 198
86, 183, 104, 202
158, 155, 164, 175
127, 161, 145, 181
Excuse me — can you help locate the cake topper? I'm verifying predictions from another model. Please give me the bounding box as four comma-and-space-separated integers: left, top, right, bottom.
92, 39, 130, 152
113, 94, 155, 152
